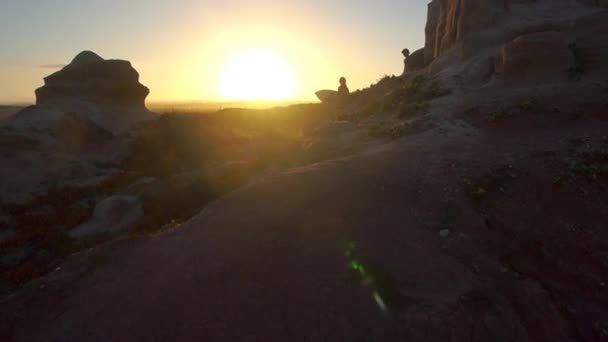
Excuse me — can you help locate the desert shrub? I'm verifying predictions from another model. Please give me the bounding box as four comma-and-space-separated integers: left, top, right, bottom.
388, 124, 409, 140
367, 123, 409, 140
365, 76, 450, 117
376, 74, 398, 85
467, 185, 487, 203
125, 111, 308, 178
569, 151, 608, 181
487, 107, 511, 122
486, 99, 538, 122
126, 114, 232, 176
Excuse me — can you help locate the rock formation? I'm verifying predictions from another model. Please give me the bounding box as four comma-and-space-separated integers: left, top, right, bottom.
4, 51, 155, 134
418, 0, 608, 87
424, 0, 509, 65
35, 51, 149, 108
402, 48, 426, 75
69, 195, 143, 239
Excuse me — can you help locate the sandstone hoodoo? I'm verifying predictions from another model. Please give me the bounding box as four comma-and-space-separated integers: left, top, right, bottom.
5, 51, 155, 134
35, 51, 149, 108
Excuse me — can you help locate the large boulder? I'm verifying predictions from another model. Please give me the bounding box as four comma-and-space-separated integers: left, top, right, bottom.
69, 195, 143, 239
495, 31, 574, 85
403, 48, 426, 75
35, 51, 149, 108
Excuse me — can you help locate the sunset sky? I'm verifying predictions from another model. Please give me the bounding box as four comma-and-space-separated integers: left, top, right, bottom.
0, 0, 427, 104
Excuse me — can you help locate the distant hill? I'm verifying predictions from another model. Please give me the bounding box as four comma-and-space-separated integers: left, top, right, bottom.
147, 99, 314, 114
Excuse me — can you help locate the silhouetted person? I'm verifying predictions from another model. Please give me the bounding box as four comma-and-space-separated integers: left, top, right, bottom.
338, 77, 349, 96
402, 48, 410, 75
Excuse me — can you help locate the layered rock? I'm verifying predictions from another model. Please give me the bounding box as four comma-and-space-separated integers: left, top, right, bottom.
5, 51, 155, 134
35, 51, 149, 108
419, 0, 607, 88
424, 0, 509, 65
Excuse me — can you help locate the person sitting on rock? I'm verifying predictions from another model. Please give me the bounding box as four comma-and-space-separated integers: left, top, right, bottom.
338, 77, 350, 96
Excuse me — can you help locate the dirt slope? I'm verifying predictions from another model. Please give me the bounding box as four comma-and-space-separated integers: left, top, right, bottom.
1, 107, 607, 341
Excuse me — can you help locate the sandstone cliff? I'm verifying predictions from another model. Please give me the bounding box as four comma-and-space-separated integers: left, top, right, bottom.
419, 0, 608, 87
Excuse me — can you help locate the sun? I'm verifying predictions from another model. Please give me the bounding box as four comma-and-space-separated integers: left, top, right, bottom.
219, 49, 296, 101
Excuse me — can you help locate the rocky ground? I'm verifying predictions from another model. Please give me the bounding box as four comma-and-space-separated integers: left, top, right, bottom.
1, 90, 607, 340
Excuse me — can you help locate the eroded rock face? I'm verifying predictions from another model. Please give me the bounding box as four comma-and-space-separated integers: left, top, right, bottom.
35, 51, 149, 108
424, 0, 509, 64
420, 0, 608, 90
496, 31, 574, 85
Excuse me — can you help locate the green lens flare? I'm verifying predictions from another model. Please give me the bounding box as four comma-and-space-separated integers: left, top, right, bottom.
344, 241, 389, 314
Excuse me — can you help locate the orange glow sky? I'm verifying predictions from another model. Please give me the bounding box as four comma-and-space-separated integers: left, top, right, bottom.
0, 1, 426, 104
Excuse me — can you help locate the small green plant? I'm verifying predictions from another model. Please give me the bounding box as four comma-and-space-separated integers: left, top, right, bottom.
388, 123, 408, 140
467, 186, 487, 203
517, 99, 537, 112
487, 107, 511, 122
569, 153, 608, 181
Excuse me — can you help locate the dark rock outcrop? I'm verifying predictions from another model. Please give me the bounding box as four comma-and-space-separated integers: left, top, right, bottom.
35, 51, 149, 108
402, 48, 426, 75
